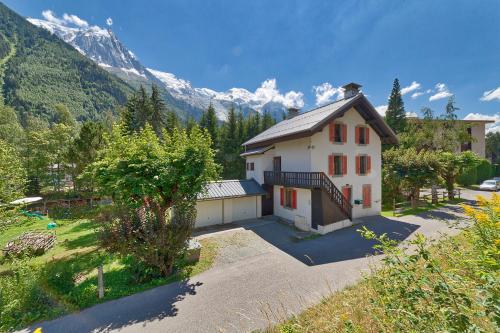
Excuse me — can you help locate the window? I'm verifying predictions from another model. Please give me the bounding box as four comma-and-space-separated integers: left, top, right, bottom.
356, 155, 371, 175
250, 162, 254, 171
461, 127, 472, 152
356, 126, 370, 145
362, 184, 371, 208
329, 122, 346, 143
328, 154, 347, 176
280, 188, 297, 209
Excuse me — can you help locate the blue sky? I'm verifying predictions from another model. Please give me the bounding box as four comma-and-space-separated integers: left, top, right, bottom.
5, 0, 500, 126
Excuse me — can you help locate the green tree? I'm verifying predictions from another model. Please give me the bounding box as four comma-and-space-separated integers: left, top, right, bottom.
68, 121, 106, 192
23, 116, 51, 194
383, 147, 441, 207
149, 85, 166, 137
385, 78, 407, 134
199, 103, 218, 147
486, 132, 500, 163
439, 151, 480, 199
220, 106, 242, 178
165, 110, 180, 133
90, 125, 219, 276
261, 110, 276, 131
0, 105, 23, 147
0, 140, 26, 203
53, 104, 76, 128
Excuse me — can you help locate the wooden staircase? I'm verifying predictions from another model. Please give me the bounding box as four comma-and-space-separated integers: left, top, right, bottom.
263, 171, 352, 220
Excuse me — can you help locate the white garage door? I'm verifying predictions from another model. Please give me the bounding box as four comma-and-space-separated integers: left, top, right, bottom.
195, 196, 259, 228
232, 196, 257, 221
195, 200, 223, 228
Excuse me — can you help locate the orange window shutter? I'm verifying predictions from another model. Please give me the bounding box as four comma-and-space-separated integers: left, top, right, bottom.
329, 122, 334, 142
355, 156, 360, 175
355, 127, 359, 144
366, 127, 370, 144
342, 155, 347, 175
342, 124, 347, 143
367, 156, 371, 173
280, 188, 284, 206
292, 190, 297, 209
328, 155, 334, 175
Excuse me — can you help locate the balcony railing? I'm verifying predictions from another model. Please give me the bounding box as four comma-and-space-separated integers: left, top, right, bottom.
264, 171, 352, 220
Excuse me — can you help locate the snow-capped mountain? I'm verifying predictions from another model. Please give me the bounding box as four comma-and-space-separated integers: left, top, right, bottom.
28, 18, 301, 121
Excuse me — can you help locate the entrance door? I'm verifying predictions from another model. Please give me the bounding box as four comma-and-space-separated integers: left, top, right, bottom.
273, 156, 281, 172
261, 184, 274, 215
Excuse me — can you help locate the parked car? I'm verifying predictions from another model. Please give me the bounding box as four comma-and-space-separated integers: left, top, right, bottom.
479, 179, 499, 191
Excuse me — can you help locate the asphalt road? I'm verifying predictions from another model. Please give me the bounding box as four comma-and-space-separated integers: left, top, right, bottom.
20, 192, 483, 333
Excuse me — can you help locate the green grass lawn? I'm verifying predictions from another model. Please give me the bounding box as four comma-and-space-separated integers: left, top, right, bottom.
0, 207, 218, 331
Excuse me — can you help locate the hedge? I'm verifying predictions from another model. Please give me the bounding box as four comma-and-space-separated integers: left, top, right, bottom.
457, 159, 495, 185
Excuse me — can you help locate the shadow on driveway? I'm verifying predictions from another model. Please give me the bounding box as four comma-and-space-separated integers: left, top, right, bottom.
241, 216, 420, 266
26, 279, 202, 333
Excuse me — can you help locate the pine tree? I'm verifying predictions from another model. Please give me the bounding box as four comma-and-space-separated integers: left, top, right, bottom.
220, 106, 241, 178
186, 116, 197, 133
200, 102, 218, 147
165, 110, 179, 133
150, 85, 166, 137
261, 111, 275, 131
385, 78, 407, 134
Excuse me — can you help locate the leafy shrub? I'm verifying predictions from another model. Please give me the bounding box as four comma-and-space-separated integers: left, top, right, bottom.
476, 159, 494, 183
457, 166, 477, 186
0, 260, 63, 331
272, 195, 499, 333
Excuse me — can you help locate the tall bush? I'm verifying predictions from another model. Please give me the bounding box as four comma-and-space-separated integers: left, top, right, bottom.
90, 125, 219, 276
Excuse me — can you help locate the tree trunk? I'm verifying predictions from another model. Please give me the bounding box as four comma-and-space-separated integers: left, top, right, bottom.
447, 178, 454, 200
410, 195, 417, 209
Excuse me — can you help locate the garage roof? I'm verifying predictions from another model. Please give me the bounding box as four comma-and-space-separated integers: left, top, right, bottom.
197, 179, 266, 201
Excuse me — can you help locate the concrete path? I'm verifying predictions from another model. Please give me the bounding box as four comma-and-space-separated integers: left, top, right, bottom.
20, 193, 483, 333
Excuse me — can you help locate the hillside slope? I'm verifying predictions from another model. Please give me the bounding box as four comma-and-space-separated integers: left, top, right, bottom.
0, 2, 134, 121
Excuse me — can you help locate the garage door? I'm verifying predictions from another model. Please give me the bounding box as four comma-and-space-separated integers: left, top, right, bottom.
232, 196, 257, 221
195, 200, 223, 228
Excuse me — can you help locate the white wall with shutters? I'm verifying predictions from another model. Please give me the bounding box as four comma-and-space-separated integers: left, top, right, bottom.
310, 107, 381, 218
273, 186, 311, 226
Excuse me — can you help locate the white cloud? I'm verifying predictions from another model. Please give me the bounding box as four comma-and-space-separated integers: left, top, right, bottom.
62, 13, 88, 27
375, 105, 388, 116
42, 10, 65, 25
106, 17, 113, 26
401, 81, 421, 95
254, 79, 304, 108
406, 111, 418, 117
41, 10, 92, 28
429, 83, 453, 101
464, 113, 500, 133
312, 82, 344, 106
411, 91, 424, 99
480, 87, 500, 102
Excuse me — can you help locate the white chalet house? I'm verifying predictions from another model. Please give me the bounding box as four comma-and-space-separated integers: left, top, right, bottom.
241, 83, 398, 234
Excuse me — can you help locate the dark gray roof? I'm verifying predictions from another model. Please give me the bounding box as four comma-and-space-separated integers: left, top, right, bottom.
242, 93, 398, 148
240, 145, 274, 157
197, 179, 266, 201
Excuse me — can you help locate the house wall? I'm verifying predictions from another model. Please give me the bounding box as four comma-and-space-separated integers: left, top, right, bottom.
273, 186, 311, 226
470, 123, 486, 158
310, 107, 382, 219
246, 154, 274, 184
245, 106, 383, 230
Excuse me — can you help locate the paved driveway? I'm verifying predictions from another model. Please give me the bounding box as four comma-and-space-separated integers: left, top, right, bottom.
21, 200, 474, 333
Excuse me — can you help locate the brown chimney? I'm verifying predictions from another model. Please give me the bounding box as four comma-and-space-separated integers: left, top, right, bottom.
342, 82, 362, 98
287, 107, 300, 119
